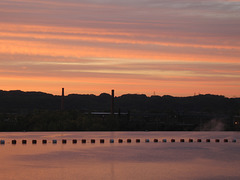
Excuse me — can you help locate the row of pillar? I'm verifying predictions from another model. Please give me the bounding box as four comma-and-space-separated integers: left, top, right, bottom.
0, 138, 237, 145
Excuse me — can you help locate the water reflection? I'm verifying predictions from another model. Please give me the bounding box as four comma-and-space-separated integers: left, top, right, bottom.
0, 132, 239, 180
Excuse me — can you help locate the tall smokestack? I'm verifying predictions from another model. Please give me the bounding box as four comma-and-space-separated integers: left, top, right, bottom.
61, 88, 64, 111
111, 89, 114, 115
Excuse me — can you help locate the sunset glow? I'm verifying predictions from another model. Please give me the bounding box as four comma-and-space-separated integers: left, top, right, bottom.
1, 0, 240, 97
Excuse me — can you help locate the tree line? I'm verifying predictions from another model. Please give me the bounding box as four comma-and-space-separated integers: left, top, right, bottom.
0, 90, 239, 131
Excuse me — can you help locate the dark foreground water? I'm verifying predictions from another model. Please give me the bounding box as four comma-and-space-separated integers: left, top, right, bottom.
0, 131, 239, 180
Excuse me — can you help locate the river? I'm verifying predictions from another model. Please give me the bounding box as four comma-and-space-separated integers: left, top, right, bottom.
0, 131, 239, 180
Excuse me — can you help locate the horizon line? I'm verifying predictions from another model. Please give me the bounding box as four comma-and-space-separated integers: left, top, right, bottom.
0, 89, 238, 99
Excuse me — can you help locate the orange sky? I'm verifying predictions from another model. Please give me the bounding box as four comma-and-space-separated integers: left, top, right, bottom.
0, 0, 240, 97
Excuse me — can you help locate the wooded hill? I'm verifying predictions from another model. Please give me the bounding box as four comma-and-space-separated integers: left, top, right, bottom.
0, 90, 239, 114
0, 90, 239, 131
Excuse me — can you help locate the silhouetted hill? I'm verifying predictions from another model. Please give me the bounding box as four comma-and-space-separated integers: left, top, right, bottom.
1, 90, 240, 131
0, 90, 240, 114
0, 90, 58, 112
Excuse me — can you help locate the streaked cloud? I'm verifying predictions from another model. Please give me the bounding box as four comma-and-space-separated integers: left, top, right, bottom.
0, 0, 240, 96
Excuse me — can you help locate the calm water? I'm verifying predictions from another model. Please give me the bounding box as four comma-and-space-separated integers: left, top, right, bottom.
0, 131, 240, 180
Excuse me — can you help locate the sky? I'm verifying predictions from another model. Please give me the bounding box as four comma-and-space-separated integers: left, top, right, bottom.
0, 0, 240, 97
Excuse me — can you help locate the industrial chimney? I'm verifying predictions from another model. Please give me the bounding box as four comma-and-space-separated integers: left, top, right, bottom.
111, 89, 114, 115
61, 88, 64, 111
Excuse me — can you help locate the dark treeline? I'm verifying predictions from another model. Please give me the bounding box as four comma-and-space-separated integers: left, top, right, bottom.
0, 90, 240, 131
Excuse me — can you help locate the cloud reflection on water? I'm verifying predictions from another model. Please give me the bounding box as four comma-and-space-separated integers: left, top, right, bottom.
12, 142, 240, 164
1, 132, 240, 180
